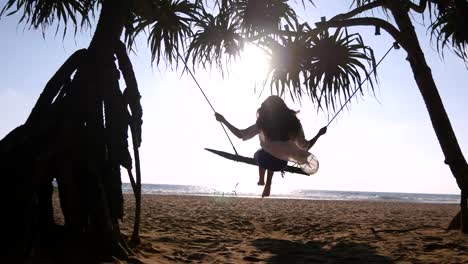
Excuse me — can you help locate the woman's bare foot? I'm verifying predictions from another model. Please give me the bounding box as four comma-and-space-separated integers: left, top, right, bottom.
262, 170, 273, 197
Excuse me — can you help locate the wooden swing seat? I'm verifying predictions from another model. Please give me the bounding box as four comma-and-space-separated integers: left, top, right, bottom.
205, 148, 308, 175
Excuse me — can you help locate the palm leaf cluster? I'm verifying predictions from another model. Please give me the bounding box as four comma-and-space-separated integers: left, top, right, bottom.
306, 30, 376, 110
1, 0, 379, 111
267, 27, 376, 111
231, 0, 297, 36
183, 0, 377, 112
186, 8, 243, 69
185, 0, 298, 70
0, 0, 99, 33
430, 0, 468, 61
266, 25, 313, 99
125, 0, 196, 65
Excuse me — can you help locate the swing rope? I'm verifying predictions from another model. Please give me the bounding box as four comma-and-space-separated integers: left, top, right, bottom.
177, 51, 239, 156
178, 42, 398, 156
326, 42, 398, 127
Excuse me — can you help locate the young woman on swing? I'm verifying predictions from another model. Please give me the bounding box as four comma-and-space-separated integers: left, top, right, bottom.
215, 95, 327, 197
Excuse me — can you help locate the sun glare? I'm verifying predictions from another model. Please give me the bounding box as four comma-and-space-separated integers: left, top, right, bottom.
231, 44, 270, 89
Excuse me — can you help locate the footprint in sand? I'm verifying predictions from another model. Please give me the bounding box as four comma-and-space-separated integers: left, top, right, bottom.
187, 252, 207, 261
243, 256, 263, 262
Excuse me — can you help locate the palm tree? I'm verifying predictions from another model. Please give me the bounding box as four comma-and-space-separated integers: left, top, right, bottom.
301, 0, 468, 233
0, 0, 197, 261
2, 0, 465, 262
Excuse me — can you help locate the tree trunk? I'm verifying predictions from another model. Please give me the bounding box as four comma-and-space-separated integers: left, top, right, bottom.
390, 3, 468, 233
1, 0, 145, 261
55, 0, 134, 257
115, 41, 143, 246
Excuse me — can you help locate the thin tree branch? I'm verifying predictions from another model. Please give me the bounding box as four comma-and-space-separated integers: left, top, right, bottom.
245, 29, 303, 42
115, 40, 142, 246
243, 1, 390, 43
128, 121, 142, 246
115, 41, 143, 147
330, 0, 387, 21
316, 17, 403, 45
408, 0, 427, 13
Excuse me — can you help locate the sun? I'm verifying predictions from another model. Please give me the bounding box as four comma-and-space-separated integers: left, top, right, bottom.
230, 44, 271, 89
214, 43, 273, 121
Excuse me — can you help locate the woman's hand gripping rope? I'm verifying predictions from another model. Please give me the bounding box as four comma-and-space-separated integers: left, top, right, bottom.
307, 126, 327, 150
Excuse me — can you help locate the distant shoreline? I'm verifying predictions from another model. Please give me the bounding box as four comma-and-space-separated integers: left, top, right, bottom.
120, 183, 461, 204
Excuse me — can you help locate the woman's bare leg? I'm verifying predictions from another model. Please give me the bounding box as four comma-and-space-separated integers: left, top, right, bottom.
258, 167, 266, 186
262, 170, 274, 197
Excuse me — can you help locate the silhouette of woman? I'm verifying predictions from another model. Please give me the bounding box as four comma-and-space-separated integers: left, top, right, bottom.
215, 95, 326, 197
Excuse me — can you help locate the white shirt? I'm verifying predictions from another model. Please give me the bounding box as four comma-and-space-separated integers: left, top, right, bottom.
240, 124, 319, 175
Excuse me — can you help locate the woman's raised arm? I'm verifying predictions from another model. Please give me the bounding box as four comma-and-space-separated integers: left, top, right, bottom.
215, 113, 259, 140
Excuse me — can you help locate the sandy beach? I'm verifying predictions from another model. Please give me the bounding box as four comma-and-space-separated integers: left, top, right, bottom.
79, 194, 467, 264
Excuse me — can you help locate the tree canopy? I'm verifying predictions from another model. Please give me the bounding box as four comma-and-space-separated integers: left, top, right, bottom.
2, 1, 466, 112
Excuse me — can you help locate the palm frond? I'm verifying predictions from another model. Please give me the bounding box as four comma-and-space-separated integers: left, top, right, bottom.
430, 0, 468, 61
266, 28, 377, 112
0, 0, 98, 34
265, 23, 311, 102
306, 30, 376, 111
302, 0, 316, 7
185, 6, 243, 70
126, 0, 196, 65
231, 0, 298, 37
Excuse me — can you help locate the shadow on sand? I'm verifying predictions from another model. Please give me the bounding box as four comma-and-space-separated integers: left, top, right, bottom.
251, 238, 392, 263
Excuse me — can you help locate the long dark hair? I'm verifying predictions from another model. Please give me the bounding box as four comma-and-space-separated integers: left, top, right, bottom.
256, 96, 301, 141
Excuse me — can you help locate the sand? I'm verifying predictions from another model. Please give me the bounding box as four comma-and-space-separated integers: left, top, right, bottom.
107, 194, 467, 263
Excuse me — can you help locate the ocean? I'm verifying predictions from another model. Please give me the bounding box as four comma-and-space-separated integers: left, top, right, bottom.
122, 183, 460, 204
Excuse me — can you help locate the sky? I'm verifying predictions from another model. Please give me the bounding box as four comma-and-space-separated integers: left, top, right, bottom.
0, 1, 467, 195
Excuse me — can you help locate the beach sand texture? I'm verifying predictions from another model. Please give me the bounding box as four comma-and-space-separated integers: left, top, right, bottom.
105, 195, 467, 264
54, 194, 467, 263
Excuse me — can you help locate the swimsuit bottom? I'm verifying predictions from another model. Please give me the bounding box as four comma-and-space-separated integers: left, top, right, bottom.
254, 149, 287, 171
